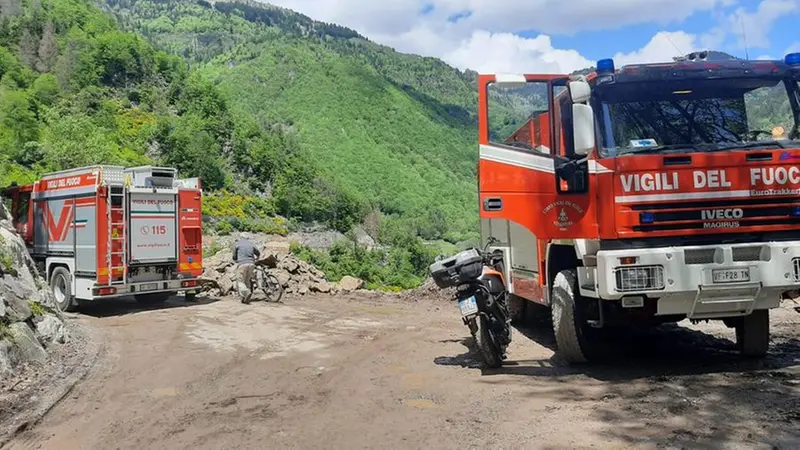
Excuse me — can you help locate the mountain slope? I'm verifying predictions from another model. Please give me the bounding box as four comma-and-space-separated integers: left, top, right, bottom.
105, 0, 485, 242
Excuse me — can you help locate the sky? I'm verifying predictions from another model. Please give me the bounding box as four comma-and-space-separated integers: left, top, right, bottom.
264, 0, 800, 74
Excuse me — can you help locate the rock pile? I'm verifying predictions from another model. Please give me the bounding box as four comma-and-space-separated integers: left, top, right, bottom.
198, 245, 365, 297
0, 203, 68, 378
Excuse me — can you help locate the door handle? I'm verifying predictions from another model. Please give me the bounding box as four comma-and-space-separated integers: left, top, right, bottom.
483, 197, 503, 211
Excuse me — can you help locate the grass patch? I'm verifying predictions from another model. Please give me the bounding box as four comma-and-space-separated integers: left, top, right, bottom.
29, 300, 52, 317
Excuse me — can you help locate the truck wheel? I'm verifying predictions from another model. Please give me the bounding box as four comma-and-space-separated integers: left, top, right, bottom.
50, 267, 78, 312
135, 292, 173, 304
736, 310, 769, 358
508, 294, 527, 325
551, 269, 601, 364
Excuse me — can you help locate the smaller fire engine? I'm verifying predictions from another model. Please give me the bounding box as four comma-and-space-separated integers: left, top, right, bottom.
2, 165, 203, 311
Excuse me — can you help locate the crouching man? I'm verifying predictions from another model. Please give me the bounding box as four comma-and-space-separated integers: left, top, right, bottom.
233, 232, 260, 304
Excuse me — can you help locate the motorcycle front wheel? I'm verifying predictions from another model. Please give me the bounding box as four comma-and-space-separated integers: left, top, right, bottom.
472, 315, 503, 369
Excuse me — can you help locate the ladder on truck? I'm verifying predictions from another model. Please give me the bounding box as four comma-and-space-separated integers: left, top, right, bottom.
106, 186, 127, 286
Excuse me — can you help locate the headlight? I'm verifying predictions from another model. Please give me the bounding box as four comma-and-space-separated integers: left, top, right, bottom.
615, 265, 664, 292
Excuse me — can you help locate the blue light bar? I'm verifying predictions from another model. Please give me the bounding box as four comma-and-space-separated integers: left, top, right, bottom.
786, 52, 800, 67
790, 206, 800, 217
640, 212, 655, 224
597, 58, 615, 74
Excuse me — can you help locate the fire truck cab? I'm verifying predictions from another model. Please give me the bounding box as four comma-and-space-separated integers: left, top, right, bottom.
2, 165, 203, 312
478, 52, 800, 363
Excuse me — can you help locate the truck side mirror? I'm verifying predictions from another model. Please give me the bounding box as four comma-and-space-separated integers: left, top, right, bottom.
572, 103, 595, 156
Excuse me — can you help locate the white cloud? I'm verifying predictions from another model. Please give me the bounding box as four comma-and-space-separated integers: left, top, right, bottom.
725, 0, 799, 50
444, 31, 593, 74
261, 0, 799, 75
788, 42, 800, 53
613, 31, 698, 65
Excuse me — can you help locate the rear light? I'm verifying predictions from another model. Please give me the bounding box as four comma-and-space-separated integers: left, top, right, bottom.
95, 287, 117, 296
181, 280, 198, 288
618, 256, 638, 265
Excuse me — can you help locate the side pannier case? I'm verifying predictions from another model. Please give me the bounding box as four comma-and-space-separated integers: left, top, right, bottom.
429, 248, 483, 288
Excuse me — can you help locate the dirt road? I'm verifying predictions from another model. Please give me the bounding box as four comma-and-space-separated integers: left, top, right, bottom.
4, 293, 799, 449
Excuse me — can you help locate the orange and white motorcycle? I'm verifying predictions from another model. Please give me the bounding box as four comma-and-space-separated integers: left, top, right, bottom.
430, 237, 512, 368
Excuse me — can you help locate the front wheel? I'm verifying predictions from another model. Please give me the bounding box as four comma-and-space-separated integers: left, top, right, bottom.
551, 269, 604, 364
261, 273, 284, 303
473, 315, 503, 369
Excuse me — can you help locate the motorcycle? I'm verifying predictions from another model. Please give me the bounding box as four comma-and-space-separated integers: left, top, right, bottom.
429, 237, 512, 368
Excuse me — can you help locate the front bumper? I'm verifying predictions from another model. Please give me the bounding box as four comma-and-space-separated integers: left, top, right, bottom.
593, 242, 800, 318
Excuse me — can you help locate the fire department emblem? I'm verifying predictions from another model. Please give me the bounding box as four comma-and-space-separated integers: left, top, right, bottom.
542, 200, 585, 230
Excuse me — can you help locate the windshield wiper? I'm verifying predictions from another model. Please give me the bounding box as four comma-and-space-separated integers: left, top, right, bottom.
706, 141, 791, 152
617, 144, 698, 155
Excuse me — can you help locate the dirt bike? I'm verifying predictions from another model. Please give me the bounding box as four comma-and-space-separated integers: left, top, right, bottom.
241, 262, 284, 304
429, 237, 511, 368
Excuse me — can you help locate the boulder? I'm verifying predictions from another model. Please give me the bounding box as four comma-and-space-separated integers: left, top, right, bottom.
298, 284, 309, 295
281, 259, 300, 274
311, 281, 331, 293
273, 270, 292, 288
35, 313, 67, 345
337, 276, 365, 293
0, 340, 17, 377
8, 322, 47, 365
0, 280, 33, 323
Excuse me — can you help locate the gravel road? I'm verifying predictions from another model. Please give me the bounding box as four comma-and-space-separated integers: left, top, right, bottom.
4, 293, 799, 449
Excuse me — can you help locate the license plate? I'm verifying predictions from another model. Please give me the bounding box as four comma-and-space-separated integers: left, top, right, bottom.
139, 283, 159, 292
458, 296, 479, 317
712, 268, 750, 284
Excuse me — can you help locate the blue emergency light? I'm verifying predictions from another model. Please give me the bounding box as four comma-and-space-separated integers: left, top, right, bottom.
786, 52, 800, 67
791, 206, 800, 217
597, 58, 615, 74
639, 212, 655, 224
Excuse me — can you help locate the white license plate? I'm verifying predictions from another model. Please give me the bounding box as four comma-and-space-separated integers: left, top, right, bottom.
458, 296, 479, 317
712, 268, 750, 284
140, 283, 159, 292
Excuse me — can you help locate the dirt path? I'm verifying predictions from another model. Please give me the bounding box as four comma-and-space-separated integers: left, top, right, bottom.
4, 294, 799, 449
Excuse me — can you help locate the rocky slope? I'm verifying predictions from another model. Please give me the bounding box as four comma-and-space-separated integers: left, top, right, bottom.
0, 204, 68, 381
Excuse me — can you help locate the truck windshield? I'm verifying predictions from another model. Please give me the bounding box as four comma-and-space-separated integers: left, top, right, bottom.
595, 77, 800, 157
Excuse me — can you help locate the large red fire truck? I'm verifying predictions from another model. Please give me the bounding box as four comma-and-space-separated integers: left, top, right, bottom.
479, 51, 800, 363
2, 165, 203, 311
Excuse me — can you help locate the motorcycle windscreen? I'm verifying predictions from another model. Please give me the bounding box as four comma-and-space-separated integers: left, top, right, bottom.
129, 192, 178, 263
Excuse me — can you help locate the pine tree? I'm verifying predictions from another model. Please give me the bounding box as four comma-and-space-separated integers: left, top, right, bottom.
18, 27, 39, 68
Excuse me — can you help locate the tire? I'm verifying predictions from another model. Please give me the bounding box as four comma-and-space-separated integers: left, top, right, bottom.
473, 315, 503, 369
263, 274, 284, 303
551, 269, 602, 364
508, 294, 527, 325
135, 292, 172, 304
736, 309, 769, 358
50, 267, 77, 312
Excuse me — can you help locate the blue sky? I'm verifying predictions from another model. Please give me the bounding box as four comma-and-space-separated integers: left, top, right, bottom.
267, 0, 800, 73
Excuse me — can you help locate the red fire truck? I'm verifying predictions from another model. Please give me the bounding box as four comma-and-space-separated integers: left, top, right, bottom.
2, 165, 203, 311
478, 51, 800, 363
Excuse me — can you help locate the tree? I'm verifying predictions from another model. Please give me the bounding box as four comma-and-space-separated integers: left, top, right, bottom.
18, 27, 38, 68
36, 22, 57, 72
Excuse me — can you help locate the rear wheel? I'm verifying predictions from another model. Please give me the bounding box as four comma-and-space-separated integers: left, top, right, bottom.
736, 310, 770, 357
473, 315, 503, 369
551, 269, 604, 364
135, 292, 172, 304
50, 267, 77, 312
